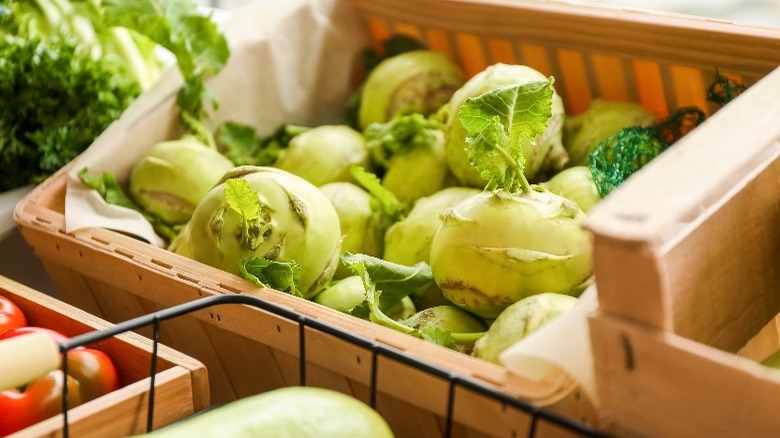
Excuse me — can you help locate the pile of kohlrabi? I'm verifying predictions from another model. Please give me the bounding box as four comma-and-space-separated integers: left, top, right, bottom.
87, 34, 734, 365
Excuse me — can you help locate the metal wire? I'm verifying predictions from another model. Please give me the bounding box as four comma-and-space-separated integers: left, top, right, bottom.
57, 294, 605, 437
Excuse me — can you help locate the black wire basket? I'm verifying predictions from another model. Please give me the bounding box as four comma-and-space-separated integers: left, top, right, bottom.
58, 294, 605, 438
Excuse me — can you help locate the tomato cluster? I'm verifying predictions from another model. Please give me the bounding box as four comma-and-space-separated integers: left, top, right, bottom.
0, 296, 120, 436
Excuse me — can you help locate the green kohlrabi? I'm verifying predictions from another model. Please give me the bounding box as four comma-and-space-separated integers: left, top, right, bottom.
400, 305, 487, 354
273, 125, 371, 187
472, 293, 578, 364
363, 111, 452, 206
314, 275, 416, 321
319, 182, 380, 258
358, 50, 466, 130
185, 166, 342, 299
129, 136, 235, 225
383, 186, 480, 267
541, 166, 601, 214
383, 186, 480, 310
429, 78, 593, 319
340, 253, 485, 352
443, 64, 568, 188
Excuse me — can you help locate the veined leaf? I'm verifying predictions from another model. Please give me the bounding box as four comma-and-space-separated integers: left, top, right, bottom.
458, 79, 554, 193
340, 252, 433, 302
240, 257, 302, 298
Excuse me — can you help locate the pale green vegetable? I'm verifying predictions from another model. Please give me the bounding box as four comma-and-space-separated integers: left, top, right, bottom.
340, 253, 485, 352
314, 275, 416, 321
167, 222, 190, 257
274, 125, 370, 186
542, 166, 601, 213
186, 166, 342, 298
443, 63, 567, 187
430, 79, 593, 319
563, 98, 657, 166
401, 305, 487, 353
129, 136, 235, 225
384, 186, 479, 310
319, 182, 380, 257
145, 386, 394, 438
384, 186, 480, 266
364, 112, 452, 205
472, 293, 578, 364
358, 50, 466, 129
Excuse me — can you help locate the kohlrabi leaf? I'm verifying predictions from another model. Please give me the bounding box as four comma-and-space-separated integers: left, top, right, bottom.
340, 252, 433, 301
217, 121, 263, 165
78, 167, 177, 242
240, 257, 303, 298
348, 301, 371, 320
341, 253, 416, 334
350, 165, 405, 222
217, 122, 308, 166
420, 326, 457, 349
101, 0, 230, 148
458, 79, 554, 193
363, 110, 444, 169
224, 178, 264, 250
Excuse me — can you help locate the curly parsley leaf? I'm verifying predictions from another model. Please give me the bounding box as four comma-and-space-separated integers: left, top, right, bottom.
0, 35, 140, 191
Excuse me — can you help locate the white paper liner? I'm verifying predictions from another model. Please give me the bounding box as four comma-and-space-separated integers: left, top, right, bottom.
499, 286, 600, 407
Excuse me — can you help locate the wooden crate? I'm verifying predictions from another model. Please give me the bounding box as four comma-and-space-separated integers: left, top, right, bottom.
585, 63, 780, 436
13, 0, 780, 436
0, 275, 209, 438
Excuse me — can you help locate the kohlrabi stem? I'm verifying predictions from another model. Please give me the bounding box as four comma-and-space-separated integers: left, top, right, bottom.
495, 142, 532, 194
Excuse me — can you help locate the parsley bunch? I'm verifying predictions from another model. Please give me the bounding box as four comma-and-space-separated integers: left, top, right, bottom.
0, 35, 140, 190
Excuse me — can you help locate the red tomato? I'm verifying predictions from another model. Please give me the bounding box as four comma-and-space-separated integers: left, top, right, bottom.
0, 327, 120, 436
66, 348, 120, 402
0, 371, 81, 437
0, 296, 26, 335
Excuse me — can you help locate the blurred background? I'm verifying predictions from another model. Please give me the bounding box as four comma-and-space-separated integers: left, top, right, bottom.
198, 0, 780, 26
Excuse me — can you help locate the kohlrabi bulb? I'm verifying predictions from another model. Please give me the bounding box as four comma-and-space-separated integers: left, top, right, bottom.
384, 187, 480, 310
563, 99, 657, 166
186, 166, 342, 299
472, 293, 578, 364
273, 125, 370, 187
402, 305, 487, 335
384, 186, 480, 266
314, 276, 416, 320
444, 64, 567, 187
358, 50, 466, 129
402, 305, 488, 353
319, 182, 379, 257
129, 136, 235, 225
429, 189, 592, 319
542, 166, 601, 213
381, 129, 450, 205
